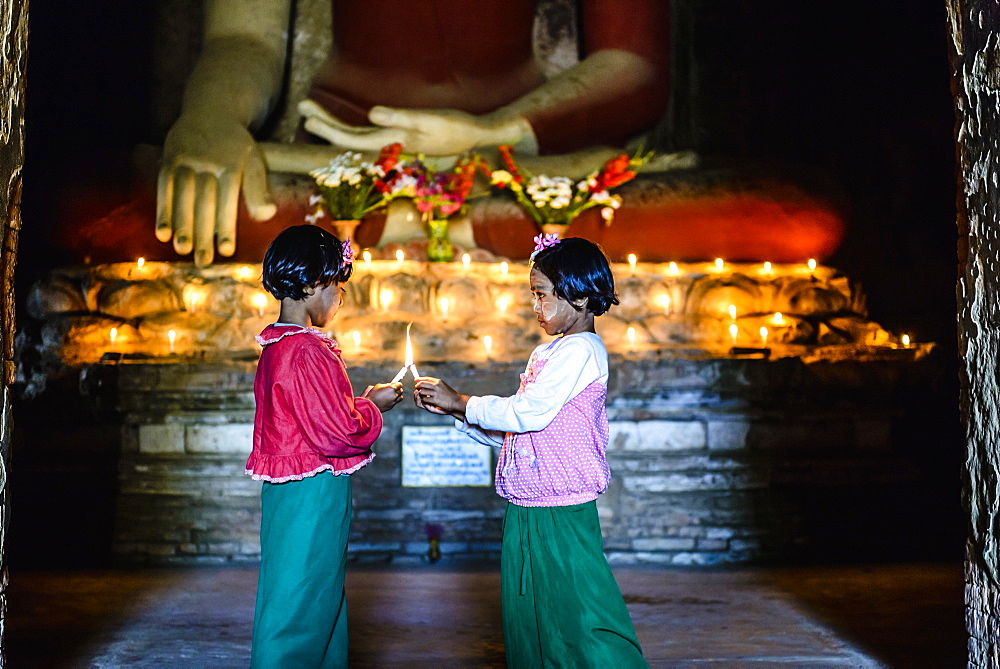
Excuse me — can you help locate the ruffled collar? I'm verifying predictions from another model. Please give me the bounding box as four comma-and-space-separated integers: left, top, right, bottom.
256, 324, 340, 353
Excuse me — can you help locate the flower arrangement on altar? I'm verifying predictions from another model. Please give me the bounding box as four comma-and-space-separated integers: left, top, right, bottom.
390, 153, 489, 261
490, 145, 645, 233
307, 143, 406, 240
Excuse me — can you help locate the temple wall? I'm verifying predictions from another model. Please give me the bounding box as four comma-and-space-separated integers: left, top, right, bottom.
89, 353, 939, 566
948, 0, 1000, 665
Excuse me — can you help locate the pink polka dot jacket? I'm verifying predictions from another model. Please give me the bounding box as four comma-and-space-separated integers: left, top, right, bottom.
459, 333, 612, 507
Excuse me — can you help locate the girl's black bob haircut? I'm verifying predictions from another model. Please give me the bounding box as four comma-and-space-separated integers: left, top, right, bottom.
262, 225, 353, 300
531, 237, 619, 316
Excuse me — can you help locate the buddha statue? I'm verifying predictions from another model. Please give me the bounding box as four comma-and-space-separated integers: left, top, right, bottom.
79, 0, 845, 265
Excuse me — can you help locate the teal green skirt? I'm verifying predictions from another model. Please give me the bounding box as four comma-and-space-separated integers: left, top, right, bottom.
251, 473, 352, 669
501, 501, 647, 668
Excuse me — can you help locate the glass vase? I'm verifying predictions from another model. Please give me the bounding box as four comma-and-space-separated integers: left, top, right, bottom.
425, 215, 455, 262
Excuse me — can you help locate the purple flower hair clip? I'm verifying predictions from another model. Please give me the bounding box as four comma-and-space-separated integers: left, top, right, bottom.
531, 232, 561, 259
341, 239, 355, 269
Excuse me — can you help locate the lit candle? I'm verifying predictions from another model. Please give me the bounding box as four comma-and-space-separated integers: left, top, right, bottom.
627, 326, 636, 350
729, 323, 738, 346
352, 330, 361, 353
496, 296, 510, 315
184, 287, 203, 313
728, 304, 737, 321
167, 329, 176, 353
667, 261, 680, 276
439, 297, 450, 322
484, 335, 493, 357
380, 288, 393, 313
462, 253, 471, 271
658, 294, 671, 314
136, 257, 145, 270
627, 254, 637, 273
109, 327, 118, 351
239, 265, 251, 280
500, 261, 509, 276
252, 292, 269, 318
715, 258, 725, 272
901, 333, 911, 347
772, 312, 784, 325
391, 323, 420, 382
807, 258, 817, 272
395, 249, 405, 264
362, 250, 372, 266
763, 261, 773, 275
760, 326, 769, 346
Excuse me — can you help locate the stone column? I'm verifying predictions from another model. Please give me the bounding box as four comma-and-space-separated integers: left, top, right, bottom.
0, 0, 27, 664
946, 1, 1000, 665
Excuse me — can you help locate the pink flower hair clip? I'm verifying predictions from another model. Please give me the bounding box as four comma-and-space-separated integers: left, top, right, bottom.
341, 239, 355, 268
532, 233, 561, 256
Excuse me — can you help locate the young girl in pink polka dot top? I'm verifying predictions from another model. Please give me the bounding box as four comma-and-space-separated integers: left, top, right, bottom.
415, 236, 647, 668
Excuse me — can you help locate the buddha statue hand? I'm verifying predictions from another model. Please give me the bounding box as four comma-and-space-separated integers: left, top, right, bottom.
298, 99, 538, 157
157, 112, 278, 266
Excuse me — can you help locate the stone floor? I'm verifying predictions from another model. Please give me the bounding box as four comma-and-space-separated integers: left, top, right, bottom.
6, 562, 964, 667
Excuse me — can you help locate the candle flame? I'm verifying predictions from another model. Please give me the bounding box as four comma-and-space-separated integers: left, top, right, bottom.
252, 292, 269, 317
109, 328, 118, 349
380, 288, 393, 312
136, 257, 145, 269
439, 297, 450, 321
496, 296, 509, 314
667, 261, 679, 276
404, 323, 414, 367
807, 258, 817, 271
760, 326, 769, 343
627, 326, 636, 349
484, 335, 493, 356
352, 330, 361, 352
729, 323, 738, 343
658, 294, 671, 313
763, 261, 773, 274
901, 333, 910, 347
395, 249, 405, 263
728, 304, 737, 321
462, 253, 471, 270
773, 312, 784, 325
715, 258, 725, 272
239, 265, 250, 279
627, 254, 637, 271
363, 250, 372, 265
500, 261, 509, 275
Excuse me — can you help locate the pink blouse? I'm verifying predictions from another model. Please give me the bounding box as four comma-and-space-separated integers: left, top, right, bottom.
246, 325, 381, 483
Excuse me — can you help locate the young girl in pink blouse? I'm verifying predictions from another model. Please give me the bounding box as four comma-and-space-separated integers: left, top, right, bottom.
247, 225, 402, 668
415, 236, 646, 668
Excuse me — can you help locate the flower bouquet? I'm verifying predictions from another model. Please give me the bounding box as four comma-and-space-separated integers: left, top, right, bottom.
392, 153, 488, 261
307, 143, 405, 242
490, 145, 644, 236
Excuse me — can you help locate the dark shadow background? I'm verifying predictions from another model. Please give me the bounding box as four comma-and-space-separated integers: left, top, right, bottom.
12, 1, 962, 569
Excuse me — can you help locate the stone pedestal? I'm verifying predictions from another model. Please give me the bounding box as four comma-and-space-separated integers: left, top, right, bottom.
105, 351, 939, 566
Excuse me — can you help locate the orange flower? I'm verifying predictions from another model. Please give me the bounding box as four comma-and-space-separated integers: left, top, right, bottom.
498, 144, 525, 184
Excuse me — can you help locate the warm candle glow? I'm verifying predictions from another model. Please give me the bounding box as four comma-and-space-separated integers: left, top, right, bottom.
658, 294, 671, 314
729, 323, 738, 345
807, 258, 817, 272
109, 327, 118, 350
462, 253, 471, 270
184, 287, 203, 313
763, 261, 773, 274
715, 258, 725, 272
379, 288, 393, 313
772, 312, 784, 325
395, 249, 405, 264
627, 254, 637, 273
439, 297, 450, 322
352, 330, 361, 353
239, 265, 251, 280
167, 329, 176, 353
136, 257, 145, 270
496, 296, 510, 315
484, 335, 493, 357
362, 250, 372, 265
500, 261, 509, 276
627, 326, 636, 349
728, 304, 737, 321
252, 292, 269, 318
404, 323, 415, 368
760, 326, 769, 345
667, 261, 679, 276
901, 333, 911, 347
